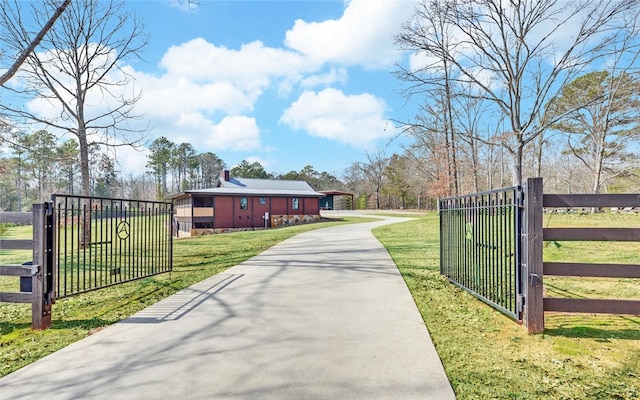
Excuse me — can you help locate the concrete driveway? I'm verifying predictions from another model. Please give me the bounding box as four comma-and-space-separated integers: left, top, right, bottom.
1, 213, 455, 399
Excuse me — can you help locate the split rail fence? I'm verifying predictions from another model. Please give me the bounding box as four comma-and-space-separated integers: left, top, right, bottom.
440, 177, 640, 334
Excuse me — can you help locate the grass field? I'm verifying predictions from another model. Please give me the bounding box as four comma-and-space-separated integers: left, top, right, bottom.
373, 212, 640, 400
0, 224, 32, 293
1, 212, 639, 399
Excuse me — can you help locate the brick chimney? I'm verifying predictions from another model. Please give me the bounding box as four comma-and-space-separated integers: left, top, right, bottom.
221, 170, 230, 182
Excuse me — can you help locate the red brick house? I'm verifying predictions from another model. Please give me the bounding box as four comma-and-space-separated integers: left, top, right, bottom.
170, 171, 325, 236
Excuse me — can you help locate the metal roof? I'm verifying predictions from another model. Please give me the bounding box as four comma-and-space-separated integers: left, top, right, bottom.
220, 178, 315, 191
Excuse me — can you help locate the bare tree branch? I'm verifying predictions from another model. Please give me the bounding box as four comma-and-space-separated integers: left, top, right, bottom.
0, 0, 71, 86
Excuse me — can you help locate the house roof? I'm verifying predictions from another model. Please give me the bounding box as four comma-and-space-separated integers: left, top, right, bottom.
169, 177, 325, 199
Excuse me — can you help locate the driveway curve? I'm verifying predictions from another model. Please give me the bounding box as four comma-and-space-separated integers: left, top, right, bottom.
1, 213, 455, 400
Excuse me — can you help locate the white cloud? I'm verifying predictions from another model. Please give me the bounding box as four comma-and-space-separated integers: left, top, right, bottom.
135, 72, 255, 116
132, 38, 316, 121
300, 68, 349, 88
280, 88, 394, 147
113, 145, 149, 176
408, 52, 443, 75
207, 115, 261, 151
128, 37, 337, 153
284, 0, 414, 68
170, 113, 260, 151
159, 38, 312, 92
168, 0, 199, 12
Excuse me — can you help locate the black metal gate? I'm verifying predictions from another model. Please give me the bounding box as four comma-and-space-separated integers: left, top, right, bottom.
52, 195, 173, 298
439, 186, 524, 320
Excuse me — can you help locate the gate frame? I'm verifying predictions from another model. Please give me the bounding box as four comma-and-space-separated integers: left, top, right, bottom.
51, 194, 174, 298
439, 185, 525, 321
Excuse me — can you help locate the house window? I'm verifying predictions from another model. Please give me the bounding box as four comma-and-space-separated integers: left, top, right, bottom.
240, 197, 248, 210
292, 197, 299, 210
193, 197, 213, 207
259, 197, 267, 205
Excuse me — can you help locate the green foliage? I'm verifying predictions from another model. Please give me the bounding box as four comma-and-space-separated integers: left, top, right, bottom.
94, 153, 119, 198
146, 137, 225, 196
230, 160, 271, 179
547, 70, 640, 193
382, 154, 412, 209
0, 130, 86, 209
173, 142, 197, 191
356, 195, 368, 209
147, 136, 175, 198
197, 152, 225, 188
278, 165, 345, 191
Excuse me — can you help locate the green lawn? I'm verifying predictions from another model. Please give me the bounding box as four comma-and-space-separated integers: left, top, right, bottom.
372, 212, 640, 400
0, 224, 32, 293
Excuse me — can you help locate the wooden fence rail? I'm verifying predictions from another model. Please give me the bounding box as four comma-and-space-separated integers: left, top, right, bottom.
524, 178, 640, 334
0, 211, 33, 225
0, 205, 53, 330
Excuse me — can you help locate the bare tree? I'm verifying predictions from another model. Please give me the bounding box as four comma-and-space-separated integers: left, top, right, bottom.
452, 92, 488, 193
0, 0, 148, 197
396, 0, 638, 185
402, 116, 454, 197
395, 0, 461, 195
353, 147, 390, 209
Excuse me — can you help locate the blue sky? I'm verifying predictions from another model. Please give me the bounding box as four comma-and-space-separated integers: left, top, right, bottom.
4, 0, 636, 182
105, 0, 417, 177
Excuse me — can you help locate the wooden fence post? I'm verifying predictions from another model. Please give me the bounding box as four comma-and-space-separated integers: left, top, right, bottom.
31, 204, 52, 330
524, 178, 544, 334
